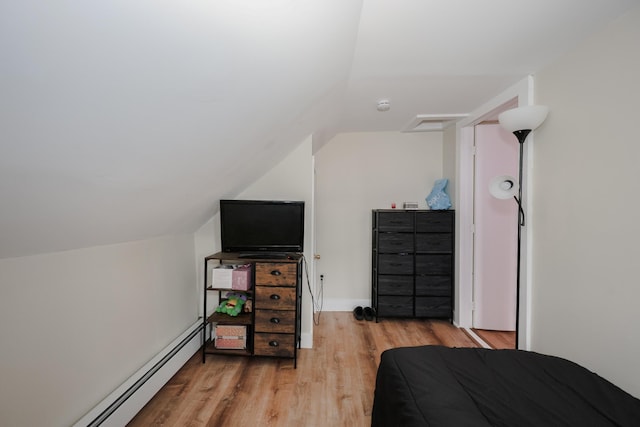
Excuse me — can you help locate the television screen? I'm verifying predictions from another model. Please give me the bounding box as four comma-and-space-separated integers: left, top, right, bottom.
220, 199, 305, 253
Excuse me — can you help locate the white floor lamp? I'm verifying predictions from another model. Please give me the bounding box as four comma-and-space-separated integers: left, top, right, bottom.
495, 105, 549, 349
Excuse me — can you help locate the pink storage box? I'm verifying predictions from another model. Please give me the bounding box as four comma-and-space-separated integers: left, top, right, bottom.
214, 325, 247, 349
215, 337, 246, 349
216, 325, 246, 336
231, 264, 252, 291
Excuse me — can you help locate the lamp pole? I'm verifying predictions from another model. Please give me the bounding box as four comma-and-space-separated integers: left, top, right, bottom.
513, 129, 531, 350
498, 104, 548, 351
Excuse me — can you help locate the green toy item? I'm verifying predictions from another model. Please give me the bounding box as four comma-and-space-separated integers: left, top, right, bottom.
215, 292, 247, 316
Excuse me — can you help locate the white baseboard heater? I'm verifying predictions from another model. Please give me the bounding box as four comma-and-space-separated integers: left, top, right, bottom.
73, 320, 203, 427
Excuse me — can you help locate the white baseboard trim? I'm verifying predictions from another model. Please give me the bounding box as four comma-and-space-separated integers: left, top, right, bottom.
300, 332, 313, 349
73, 320, 202, 427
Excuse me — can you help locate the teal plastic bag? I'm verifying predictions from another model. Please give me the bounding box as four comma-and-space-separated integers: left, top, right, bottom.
426, 179, 452, 210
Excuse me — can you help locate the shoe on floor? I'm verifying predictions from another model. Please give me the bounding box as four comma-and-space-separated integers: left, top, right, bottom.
353, 306, 364, 321
364, 306, 375, 321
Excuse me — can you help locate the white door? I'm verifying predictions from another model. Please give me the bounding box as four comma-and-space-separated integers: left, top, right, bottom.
472, 123, 519, 330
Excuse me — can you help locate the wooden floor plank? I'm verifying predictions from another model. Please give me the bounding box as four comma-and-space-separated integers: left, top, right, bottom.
128, 313, 479, 427
472, 328, 516, 349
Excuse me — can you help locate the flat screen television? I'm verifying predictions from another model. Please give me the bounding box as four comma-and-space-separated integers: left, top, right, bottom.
220, 199, 305, 254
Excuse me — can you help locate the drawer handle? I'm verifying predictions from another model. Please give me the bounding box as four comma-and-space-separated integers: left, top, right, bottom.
390, 263, 403, 266
269, 340, 279, 347
270, 317, 280, 324
270, 294, 281, 300
270, 270, 282, 276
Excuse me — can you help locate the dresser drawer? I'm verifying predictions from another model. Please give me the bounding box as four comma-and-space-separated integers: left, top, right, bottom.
378, 254, 413, 274
255, 309, 296, 333
255, 262, 297, 287
416, 275, 451, 296
378, 232, 413, 253
377, 296, 413, 317
415, 254, 451, 275
415, 297, 451, 317
376, 212, 414, 232
415, 211, 453, 232
416, 233, 452, 253
255, 286, 296, 310
378, 275, 413, 295
254, 332, 295, 357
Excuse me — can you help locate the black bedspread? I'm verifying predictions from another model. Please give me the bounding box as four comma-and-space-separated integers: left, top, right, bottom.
372, 346, 640, 427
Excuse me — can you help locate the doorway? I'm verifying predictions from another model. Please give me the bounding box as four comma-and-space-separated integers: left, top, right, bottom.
455, 79, 535, 349
472, 123, 518, 332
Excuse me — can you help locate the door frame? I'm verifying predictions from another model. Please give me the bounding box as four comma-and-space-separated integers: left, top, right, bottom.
454, 76, 536, 349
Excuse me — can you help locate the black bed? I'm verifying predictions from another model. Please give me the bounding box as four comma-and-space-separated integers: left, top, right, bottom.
372, 346, 640, 426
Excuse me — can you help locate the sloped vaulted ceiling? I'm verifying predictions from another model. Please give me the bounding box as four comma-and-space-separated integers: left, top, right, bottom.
0, 1, 363, 258
0, 0, 635, 258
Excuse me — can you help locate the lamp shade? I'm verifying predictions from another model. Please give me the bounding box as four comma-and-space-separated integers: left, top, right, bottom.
498, 105, 549, 133
489, 175, 518, 199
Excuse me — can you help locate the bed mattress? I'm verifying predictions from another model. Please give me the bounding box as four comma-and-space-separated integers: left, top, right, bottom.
372, 346, 640, 427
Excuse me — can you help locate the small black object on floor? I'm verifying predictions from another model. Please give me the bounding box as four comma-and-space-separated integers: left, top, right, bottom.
354, 306, 375, 321
363, 307, 375, 321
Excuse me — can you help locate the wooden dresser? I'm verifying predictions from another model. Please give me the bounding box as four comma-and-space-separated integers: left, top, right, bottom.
203, 252, 302, 367
253, 262, 299, 358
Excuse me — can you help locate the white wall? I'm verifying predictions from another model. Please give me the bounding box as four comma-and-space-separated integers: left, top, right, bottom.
532, 5, 640, 397
194, 136, 315, 347
0, 235, 198, 426
194, 215, 219, 319
442, 125, 457, 207
314, 131, 444, 309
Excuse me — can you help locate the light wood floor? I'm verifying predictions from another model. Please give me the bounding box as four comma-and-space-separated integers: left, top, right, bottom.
128, 312, 479, 427
471, 328, 516, 350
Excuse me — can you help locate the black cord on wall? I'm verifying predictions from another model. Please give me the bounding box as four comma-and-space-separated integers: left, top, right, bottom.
302, 255, 323, 325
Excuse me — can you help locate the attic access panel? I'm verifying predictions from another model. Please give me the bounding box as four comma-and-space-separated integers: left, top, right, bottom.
403, 114, 468, 132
